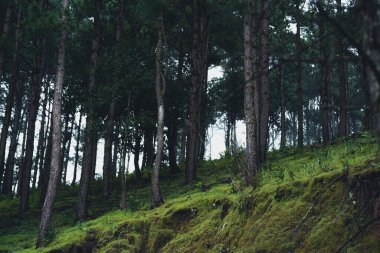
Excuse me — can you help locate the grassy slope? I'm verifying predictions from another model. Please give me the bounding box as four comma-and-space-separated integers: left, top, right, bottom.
1, 134, 380, 253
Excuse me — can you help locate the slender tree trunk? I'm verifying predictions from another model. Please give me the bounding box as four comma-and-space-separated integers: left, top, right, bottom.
72, 112, 82, 186
152, 12, 165, 207
17, 112, 28, 196
32, 83, 49, 188
103, 103, 114, 197
319, 5, 330, 144
120, 149, 130, 210
186, 0, 209, 184
90, 133, 98, 180
280, 64, 286, 149
39, 122, 52, 206
179, 128, 186, 163
336, 0, 348, 137
296, 0, 303, 147
133, 128, 142, 185
19, 35, 45, 212
0, 5, 16, 187
36, 0, 68, 245
0, 3, 12, 80
59, 114, 70, 182
0, 1, 21, 190
243, 0, 258, 186
258, 0, 269, 163
112, 124, 119, 178
360, 0, 380, 155
2, 49, 23, 195
63, 116, 74, 184
77, 3, 100, 221
38, 89, 51, 188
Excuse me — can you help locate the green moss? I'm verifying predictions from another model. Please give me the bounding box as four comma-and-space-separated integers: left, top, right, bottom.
1, 135, 379, 253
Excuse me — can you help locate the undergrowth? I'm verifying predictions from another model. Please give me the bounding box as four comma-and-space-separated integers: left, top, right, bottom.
0, 133, 379, 252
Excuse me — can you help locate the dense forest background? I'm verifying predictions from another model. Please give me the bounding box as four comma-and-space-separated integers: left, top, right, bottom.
0, 0, 379, 249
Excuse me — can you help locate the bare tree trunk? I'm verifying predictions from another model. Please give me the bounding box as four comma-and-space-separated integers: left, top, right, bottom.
39, 122, 52, 206
120, 148, 130, 210
19, 33, 45, 212
296, 0, 303, 148
152, 12, 165, 207
103, 103, 114, 197
243, 0, 258, 186
63, 116, 74, 184
2, 91, 23, 194
186, 0, 209, 184
60, 114, 70, 183
336, 0, 348, 137
112, 124, 119, 177
32, 83, 49, 188
359, 0, 380, 156
133, 125, 142, 185
77, 2, 100, 221
0, 1, 21, 189
36, 0, 69, 246
72, 112, 82, 186
319, 4, 330, 144
280, 64, 286, 149
0, 3, 12, 80
258, 0, 269, 164
0, 4, 16, 187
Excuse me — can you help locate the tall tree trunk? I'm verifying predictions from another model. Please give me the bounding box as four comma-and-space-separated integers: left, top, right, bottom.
120, 148, 130, 210
39, 122, 52, 206
19, 31, 45, 212
17, 112, 28, 196
32, 82, 49, 188
38, 89, 51, 188
336, 0, 348, 137
319, 4, 330, 144
59, 114, 70, 182
258, 0, 269, 163
280, 64, 286, 149
2, 93, 23, 194
0, 5, 16, 187
36, 0, 69, 245
0, 1, 21, 190
103, 103, 114, 197
168, 26, 183, 174
186, 0, 209, 184
359, 0, 380, 155
0, 3, 12, 80
133, 127, 142, 185
243, 0, 258, 186
90, 133, 98, 180
63, 116, 74, 184
72, 112, 82, 186
112, 124, 119, 177
152, 12, 165, 207
76, 3, 100, 221
296, 0, 303, 148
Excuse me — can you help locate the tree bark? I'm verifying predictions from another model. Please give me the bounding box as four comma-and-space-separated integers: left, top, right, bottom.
258, 0, 269, 164
19, 22, 45, 212
280, 64, 286, 149
296, 0, 303, 147
103, 103, 114, 197
59, 113, 70, 183
76, 3, 100, 221
32, 82, 49, 188
133, 127, 142, 185
0, 1, 21, 190
336, 0, 348, 137
243, 0, 258, 186
72, 112, 82, 186
2, 87, 23, 194
0, 3, 12, 80
152, 12, 165, 207
186, 0, 209, 184
63, 116, 74, 184
36, 0, 69, 246
359, 0, 380, 156
0, 4, 16, 187
319, 3, 330, 144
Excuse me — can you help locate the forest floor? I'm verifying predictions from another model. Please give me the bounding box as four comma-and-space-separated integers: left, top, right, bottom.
1, 134, 380, 253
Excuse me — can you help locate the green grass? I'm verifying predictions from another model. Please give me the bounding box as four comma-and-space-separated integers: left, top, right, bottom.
1, 133, 380, 252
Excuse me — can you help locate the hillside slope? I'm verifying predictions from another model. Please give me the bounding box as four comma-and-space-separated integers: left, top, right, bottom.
1, 134, 380, 253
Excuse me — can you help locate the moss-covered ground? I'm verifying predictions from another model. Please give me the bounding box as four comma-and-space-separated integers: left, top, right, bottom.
1, 134, 380, 252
